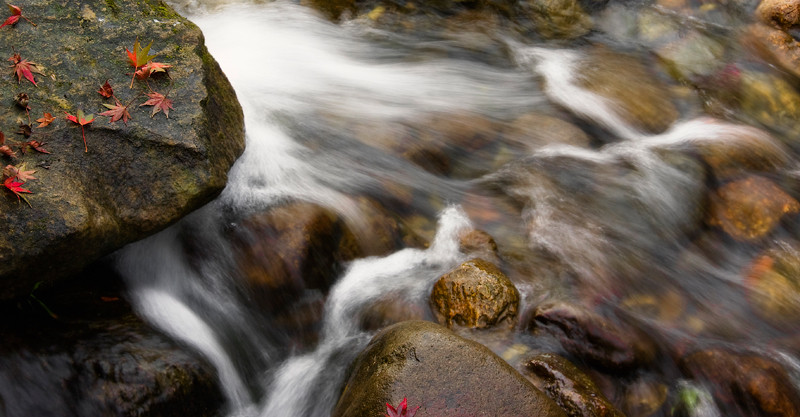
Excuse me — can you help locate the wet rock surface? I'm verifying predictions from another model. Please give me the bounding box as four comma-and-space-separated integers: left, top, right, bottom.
231, 202, 349, 312
0, 0, 244, 301
524, 353, 624, 417
744, 241, 800, 326
531, 302, 657, 372
528, 0, 592, 39
578, 49, 678, 134
680, 349, 800, 417
0, 263, 222, 417
756, 0, 800, 31
332, 320, 566, 417
431, 258, 520, 329
708, 175, 799, 241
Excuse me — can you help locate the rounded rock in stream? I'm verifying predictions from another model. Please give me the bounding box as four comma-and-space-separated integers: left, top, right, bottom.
744, 24, 800, 80
431, 258, 520, 329
690, 126, 789, 181
708, 175, 799, 242
527, 0, 593, 39
578, 49, 678, 134
503, 113, 592, 150
680, 349, 800, 417
756, 0, 800, 31
531, 301, 657, 372
231, 202, 348, 312
744, 241, 800, 326
523, 353, 625, 417
332, 320, 567, 417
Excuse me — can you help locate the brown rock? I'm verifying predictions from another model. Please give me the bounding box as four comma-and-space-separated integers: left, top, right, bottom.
692, 127, 789, 180
231, 202, 346, 312
402, 144, 452, 176
680, 349, 800, 417
358, 293, 426, 331
431, 259, 520, 329
578, 49, 678, 134
420, 111, 499, 151
709, 175, 799, 241
303, 0, 355, 20
744, 24, 800, 80
503, 113, 592, 150
528, 0, 592, 39
339, 197, 400, 261
623, 378, 668, 417
458, 229, 500, 263
531, 301, 657, 371
744, 242, 800, 326
332, 321, 566, 417
756, 0, 800, 31
524, 353, 625, 417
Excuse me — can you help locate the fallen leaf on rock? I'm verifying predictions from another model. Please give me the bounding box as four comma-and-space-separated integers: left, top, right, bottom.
13, 92, 29, 109
140, 91, 173, 118
134, 61, 172, 80
35, 112, 54, 128
386, 398, 420, 417
8, 53, 43, 86
16, 124, 31, 137
97, 80, 114, 98
0, 132, 17, 158
3, 176, 32, 205
126, 39, 157, 87
64, 109, 95, 152
99, 98, 132, 125
20, 140, 50, 154
4, 164, 36, 182
0, 5, 35, 28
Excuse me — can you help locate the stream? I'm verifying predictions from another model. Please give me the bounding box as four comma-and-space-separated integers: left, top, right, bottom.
113, 0, 800, 415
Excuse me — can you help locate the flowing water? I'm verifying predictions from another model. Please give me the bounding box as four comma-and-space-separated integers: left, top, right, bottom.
113, 0, 800, 415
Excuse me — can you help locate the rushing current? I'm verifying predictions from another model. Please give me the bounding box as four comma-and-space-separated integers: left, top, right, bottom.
113, 0, 800, 416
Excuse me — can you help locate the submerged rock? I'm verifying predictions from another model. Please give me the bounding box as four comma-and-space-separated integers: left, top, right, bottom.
691, 126, 789, 181
739, 71, 800, 140
458, 229, 501, 264
680, 349, 800, 417
231, 202, 347, 312
524, 353, 624, 417
528, 0, 593, 39
531, 301, 657, 371
578, 49, 678, 134
332, 320, 566, 417
503, 113, 592, 150
744, 24, 800, 80
744, 241, 800, 326
431, 258, 520, 329
708, 175, 799, 241
0, 0, 244, 301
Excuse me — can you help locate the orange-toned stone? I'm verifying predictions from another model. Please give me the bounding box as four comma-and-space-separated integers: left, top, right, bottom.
431, 259, 519, 329
709, 176, 799, 241
744, 242, 800, 325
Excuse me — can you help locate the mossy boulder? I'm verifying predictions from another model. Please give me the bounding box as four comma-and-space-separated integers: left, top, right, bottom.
0, 0, 244, 300
332, 320, 567, 417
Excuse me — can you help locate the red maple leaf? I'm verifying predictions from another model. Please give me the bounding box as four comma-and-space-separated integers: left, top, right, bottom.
140, 91, 174, 118
0, 132, 17, 158
99, 98, 132, 125
4, 176, 32, 205
126, 39, 157, 88
134, 61, 172, 80
20, 140, 50, 154
3, 164, 36, 182
9, 52, 43, 86
64, 109, 95, 152
35, 112, 54, 128
97, 80, 114, 98
386, 398, 420, 417
0, 5, 35, 28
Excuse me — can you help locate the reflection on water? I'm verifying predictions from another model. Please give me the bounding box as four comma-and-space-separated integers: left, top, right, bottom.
114, 0, 800, 416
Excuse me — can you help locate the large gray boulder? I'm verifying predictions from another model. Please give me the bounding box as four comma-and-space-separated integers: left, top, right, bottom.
332, 320, 566, 417
0, 0, 244, 299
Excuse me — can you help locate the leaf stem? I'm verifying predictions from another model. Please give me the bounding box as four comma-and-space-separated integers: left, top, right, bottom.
21, 15, 36, 27
81, 125, 87, 152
